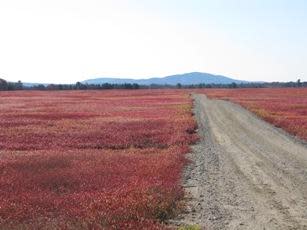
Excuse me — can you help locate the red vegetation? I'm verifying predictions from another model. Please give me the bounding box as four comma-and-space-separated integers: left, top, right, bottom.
202, 88, 307, 141
0, 90, 197, 229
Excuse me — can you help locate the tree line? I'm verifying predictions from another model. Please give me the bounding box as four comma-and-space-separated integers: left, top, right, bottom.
0, 79, 23, 90
0, 78, 306, 91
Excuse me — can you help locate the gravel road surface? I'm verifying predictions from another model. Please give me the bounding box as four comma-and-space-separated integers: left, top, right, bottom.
173, 94, 307, 230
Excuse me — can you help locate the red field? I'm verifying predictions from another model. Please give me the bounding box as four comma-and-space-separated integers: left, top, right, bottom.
201, 88, 307, 141
2, 88, 306, 229
0, 90, 197, 229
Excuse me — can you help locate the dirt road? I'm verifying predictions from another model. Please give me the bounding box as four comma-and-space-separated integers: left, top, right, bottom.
174, 94, 307, 229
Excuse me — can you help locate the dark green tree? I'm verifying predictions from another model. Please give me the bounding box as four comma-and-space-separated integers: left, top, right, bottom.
0, 78, 8, 90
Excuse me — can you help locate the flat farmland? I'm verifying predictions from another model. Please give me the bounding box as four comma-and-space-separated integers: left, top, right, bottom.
0, 90, 197, 229
1, 88, 307, 229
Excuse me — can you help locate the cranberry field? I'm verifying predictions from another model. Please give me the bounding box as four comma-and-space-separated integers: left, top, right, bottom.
1, 88, 306, 229
0, 90, 197, 229
202, 88, 307, 141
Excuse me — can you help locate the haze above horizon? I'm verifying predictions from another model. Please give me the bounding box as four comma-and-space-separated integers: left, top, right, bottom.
0, 0, 306, 84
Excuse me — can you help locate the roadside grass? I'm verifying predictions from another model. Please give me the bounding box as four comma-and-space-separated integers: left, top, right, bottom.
178, 224, 202, 230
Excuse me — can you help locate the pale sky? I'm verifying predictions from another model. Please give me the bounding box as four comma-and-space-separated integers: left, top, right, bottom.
0, 0, 306, 83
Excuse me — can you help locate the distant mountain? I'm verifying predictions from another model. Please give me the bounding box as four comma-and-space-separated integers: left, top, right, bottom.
22, 82, 48, 87
83, 72, 247, 85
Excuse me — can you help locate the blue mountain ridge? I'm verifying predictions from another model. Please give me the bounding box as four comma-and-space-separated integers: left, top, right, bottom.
82, 72, 247, 85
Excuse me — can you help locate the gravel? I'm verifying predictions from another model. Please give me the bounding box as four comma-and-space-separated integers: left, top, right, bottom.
171, 94, 307, 230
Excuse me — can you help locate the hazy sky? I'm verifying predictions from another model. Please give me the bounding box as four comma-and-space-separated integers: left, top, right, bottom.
0, 0, 306, 83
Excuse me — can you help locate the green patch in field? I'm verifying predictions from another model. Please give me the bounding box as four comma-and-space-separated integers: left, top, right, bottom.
178, 224, 202, 230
